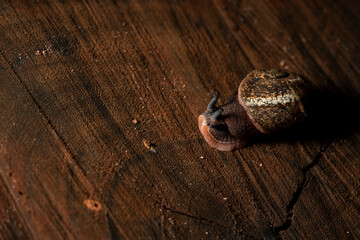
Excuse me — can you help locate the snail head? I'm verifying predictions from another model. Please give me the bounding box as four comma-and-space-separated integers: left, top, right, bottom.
198, 90, 260, 151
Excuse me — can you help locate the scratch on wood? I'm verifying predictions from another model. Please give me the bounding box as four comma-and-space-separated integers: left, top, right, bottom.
161, 204, 244, 235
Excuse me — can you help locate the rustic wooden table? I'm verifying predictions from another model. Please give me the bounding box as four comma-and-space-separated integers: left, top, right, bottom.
0, 0, 359, 239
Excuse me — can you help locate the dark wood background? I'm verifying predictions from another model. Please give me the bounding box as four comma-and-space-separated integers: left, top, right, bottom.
0, 0, 359, 239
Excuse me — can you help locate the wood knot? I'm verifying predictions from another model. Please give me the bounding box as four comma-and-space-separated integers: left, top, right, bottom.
83, 199, 102, 211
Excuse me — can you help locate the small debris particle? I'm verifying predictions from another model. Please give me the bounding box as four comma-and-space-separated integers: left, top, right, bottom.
259, 163, 263, 167
279, 60, 286, 67
35, 49, 51, 56
132, 119, 138, 124
205, 232, 209, 235
143, 139, 156, 153
83, 199, 102, 211
223, 197, 228, 201
301, 36, 307, 43
200, 156, 204, 159
143, 139, 151, 148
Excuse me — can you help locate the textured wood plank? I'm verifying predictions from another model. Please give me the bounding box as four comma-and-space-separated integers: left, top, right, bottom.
0, 0, 359, 239
215, 0, 360, 95
0, 55, 111, 239
0, 175, 32, 240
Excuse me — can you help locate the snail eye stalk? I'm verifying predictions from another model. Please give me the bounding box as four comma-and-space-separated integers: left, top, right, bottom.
207, 91, 220, 111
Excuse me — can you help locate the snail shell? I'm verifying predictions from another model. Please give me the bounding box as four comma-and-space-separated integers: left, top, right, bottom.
198, 69, 308, 151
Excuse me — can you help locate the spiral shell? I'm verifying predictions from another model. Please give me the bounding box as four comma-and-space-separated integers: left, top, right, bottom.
238, 69, 307, 133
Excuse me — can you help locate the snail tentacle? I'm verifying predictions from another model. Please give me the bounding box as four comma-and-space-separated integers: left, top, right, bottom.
207, 91, 220, 111
210, 108, 223, 121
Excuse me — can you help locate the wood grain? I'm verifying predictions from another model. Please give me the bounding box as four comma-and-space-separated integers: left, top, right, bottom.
0, 0, 359, 239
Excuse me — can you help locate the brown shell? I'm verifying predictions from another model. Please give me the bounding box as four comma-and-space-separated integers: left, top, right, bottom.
238, 69, 307, 133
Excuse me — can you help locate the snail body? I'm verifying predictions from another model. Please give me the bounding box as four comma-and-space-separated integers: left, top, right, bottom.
198, 69, 308, 151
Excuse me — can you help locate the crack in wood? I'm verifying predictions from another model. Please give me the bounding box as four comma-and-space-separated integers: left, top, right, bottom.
272, 141, 333, 238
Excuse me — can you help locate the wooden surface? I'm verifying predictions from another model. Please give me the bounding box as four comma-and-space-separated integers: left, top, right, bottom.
0, 0, 359, 239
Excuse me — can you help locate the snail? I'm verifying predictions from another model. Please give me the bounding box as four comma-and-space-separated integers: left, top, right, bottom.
198, 69, 308, 151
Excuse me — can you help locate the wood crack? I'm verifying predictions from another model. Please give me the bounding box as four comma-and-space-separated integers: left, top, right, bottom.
272, 141, 333, 237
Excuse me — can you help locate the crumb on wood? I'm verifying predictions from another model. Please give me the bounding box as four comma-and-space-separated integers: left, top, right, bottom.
301, 36, 307, 43
132, 119, 138, 124
35, 47, 51, 56
83, 199, 102, 211
143, 139, 156, 153
279, 60, 286, 67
